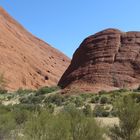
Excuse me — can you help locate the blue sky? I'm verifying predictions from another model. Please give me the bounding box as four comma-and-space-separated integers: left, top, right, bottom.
1, 0, 140, 58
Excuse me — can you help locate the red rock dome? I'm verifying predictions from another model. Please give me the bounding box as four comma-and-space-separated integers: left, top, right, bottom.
0, 7, 70, 91
58, 28, 140, 92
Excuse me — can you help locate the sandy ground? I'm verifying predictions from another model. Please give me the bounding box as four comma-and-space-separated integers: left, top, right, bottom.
96, 117, 119, 126
2, 98, 20, 105
96, 117, 119, 140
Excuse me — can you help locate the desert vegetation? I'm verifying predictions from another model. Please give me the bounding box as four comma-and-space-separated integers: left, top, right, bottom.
1, 86, 140, 140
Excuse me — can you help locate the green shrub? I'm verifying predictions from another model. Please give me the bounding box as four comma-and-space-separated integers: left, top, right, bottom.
99, 90, 108, 95
117, 88, 128, 93
95, 96, 100, 103
36, 86, 59, 96
14, 109, 29, 125
44, 94, 65, 106
23, 110, 70, 140
0, 112, 16, 140
13, 104, 41, 112
109, 92, 123, 102
0, 89, 7, 94
90, 96, 100, 103
90, 97, 96, 103
110, 108, 117, 117
100, 96, 108, 104
16, 88, 33, 94
94, 105, 109, 117
63, 102, 76, 113
0, 105, 12, 113
19, 95, 45, 104
23, 110, 52, 140
109, 96, 140, 140
7, 95, 14, 100
131, 93, 140, 103
64, 106, 106, 140
19, 97, 29, 104
68, 96, 76, 103
75, 96, 84, 107
102, 111, 110, 117
83, 104, 92, 117
0, 104, 106, 140
80, 93, 92, 100
30, 95, 45, 104
45, 103, 55, 113
94, 105, 104, 117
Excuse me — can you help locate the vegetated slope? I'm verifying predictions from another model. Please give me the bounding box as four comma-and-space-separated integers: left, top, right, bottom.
0, 7, 70, 91
59, 28, 140, 92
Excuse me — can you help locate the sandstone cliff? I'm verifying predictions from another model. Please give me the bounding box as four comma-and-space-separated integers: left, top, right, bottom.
58, 28, 140, 92
0, 7, 70, 91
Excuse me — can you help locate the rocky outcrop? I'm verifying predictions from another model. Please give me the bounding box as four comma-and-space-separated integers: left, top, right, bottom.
0, 7, 70, 91
58, 28, 140, 92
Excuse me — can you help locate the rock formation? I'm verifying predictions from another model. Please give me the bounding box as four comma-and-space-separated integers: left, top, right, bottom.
58, 28, 140, 92
0, 7, 70, 91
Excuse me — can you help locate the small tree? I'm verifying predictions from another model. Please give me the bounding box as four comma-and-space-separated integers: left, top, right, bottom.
95, 96, 100, 103
66, 105, 105, 140
75, 96, 84, 107
109, 96, 140, 140
83, 104, 92, 117
100, 96, 108, 104
94, 105, 109, 117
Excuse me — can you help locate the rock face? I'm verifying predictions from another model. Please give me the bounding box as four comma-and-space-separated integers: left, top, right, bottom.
58, 28, 140, 92
0, 7, 70, 91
